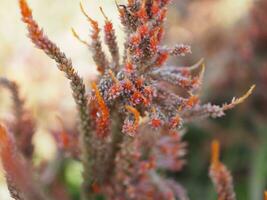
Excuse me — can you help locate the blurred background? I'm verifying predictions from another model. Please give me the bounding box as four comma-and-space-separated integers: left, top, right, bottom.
0, 0, 266, 199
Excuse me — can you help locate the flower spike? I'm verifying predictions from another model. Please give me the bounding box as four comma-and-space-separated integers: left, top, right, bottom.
209, 140, 236, 200
100, 6, 120, 69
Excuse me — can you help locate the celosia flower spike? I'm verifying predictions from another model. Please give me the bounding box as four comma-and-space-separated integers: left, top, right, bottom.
80, 2, 109, 73
0, 124, 47, 200
19, 0, 94, 194
100, 7, 120, 70
0, 77, 35, 160
265, 191, 267, 200
17, 0, 256, 199
209, 140, 236, 200
80, 2, 98, 31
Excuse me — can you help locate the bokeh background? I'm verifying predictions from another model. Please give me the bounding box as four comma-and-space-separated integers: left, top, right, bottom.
0, 0, 266, 199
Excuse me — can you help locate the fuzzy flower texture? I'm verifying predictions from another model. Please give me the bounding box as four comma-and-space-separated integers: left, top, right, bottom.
0, 0, 255, 200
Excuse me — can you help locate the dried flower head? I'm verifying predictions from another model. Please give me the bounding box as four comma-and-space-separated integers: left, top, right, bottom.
0, 0, 255, 200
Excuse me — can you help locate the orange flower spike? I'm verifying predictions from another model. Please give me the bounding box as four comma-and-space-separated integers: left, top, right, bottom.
125, 105, 140, 128
211, 140, 220, 169
80, 2, 100, 39
91, 82, 110, 121
264, 191, 267, 200
100, 7, 113, 33
19, 0, 32, 19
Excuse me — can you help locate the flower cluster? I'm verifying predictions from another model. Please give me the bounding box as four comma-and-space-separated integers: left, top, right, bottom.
0, 0, 255, 200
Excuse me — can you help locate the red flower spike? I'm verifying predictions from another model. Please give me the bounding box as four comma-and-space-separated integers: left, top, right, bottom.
155, 51, 169, 66
104, 21, 113, 34
104, 20, 114, 34
100, 7, 120, 68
